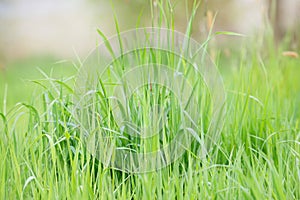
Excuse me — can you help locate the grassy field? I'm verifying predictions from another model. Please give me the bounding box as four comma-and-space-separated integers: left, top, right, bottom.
1, 4, 300, 200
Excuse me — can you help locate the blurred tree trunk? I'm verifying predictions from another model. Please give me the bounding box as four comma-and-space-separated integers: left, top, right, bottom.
268, 0, 299, 49
274, 0, 284, 43
268, 0, 280, 42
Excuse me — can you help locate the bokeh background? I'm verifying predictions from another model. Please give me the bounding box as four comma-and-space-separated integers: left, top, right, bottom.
0, 0, 299, 107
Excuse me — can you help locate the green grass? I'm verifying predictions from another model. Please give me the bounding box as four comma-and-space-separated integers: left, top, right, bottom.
0, 56, 77, 109
0, 2, 300, 199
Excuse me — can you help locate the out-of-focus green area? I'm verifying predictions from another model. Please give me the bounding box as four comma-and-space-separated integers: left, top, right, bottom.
0, 56, 77, 110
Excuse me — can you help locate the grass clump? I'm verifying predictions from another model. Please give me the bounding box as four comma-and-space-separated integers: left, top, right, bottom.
0, 1, 300, 199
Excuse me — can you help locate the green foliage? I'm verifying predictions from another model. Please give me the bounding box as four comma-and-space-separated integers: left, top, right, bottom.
0, 1, 299, 199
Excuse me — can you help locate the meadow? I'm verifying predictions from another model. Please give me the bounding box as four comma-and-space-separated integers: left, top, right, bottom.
0, 3, 300, 199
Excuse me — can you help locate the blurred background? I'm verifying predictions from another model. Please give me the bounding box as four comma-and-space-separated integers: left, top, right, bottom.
1, 0, 300, 62
0, 0, 299, 107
